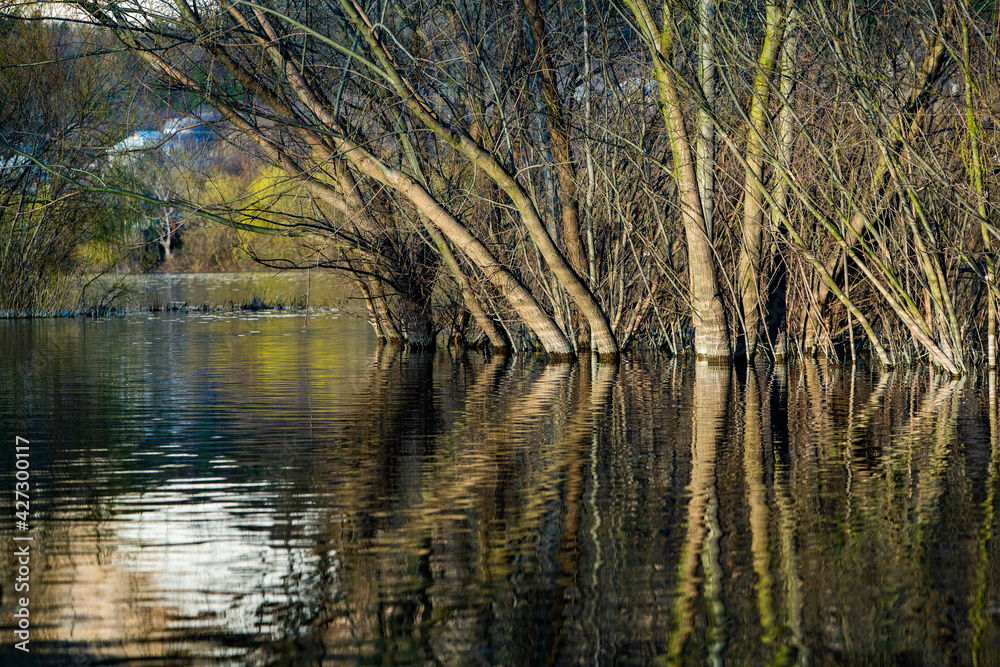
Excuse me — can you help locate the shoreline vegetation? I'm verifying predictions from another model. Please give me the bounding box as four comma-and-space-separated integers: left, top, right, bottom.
1, 1, 999, 373
0, 268, 354, 319
0, 300, 325, 319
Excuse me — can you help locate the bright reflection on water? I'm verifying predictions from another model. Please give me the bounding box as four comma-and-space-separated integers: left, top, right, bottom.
1, 302, 999, 664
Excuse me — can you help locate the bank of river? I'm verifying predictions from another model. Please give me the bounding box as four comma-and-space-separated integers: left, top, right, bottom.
2, 271, 359, 318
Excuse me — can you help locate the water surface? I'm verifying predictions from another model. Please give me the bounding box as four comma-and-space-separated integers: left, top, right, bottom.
1, 282, 998, 664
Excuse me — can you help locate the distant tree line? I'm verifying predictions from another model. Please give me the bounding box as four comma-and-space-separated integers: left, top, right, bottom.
0, 16, 140, 313
3, 0, 999, 371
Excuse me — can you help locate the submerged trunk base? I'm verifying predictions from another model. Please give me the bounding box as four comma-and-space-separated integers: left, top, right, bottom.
547, 351, 577, 364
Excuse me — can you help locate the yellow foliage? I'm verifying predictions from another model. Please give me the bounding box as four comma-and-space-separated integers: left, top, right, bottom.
243, 166, 309, 230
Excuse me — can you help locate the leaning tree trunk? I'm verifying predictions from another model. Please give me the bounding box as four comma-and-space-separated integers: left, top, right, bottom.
396, 125, 510, 352
341, 0, 619, 357
804, 10, 951, 349
522, 0, 588, 279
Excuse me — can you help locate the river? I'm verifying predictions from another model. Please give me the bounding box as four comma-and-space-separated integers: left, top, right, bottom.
0, 274, 997, 664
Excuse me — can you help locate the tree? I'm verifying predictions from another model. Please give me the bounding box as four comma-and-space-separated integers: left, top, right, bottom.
0, 15, 138, 313
8, 0, 994, 370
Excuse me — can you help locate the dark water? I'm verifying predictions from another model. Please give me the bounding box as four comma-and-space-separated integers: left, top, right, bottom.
0, 300, 998, 664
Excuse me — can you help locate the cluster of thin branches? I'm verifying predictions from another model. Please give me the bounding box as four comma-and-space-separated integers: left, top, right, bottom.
2, 0, 998, 371
0, 16, 138, 313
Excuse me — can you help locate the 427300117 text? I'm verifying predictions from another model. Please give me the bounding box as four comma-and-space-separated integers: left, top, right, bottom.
12, 436, 32, 653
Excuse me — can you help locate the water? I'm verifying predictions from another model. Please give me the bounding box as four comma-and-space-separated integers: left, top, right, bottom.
0, 281, 998, 664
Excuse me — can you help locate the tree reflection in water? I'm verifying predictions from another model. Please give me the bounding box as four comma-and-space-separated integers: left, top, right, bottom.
0, 316, 998, 664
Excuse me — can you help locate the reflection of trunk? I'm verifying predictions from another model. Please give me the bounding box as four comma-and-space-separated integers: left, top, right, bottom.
413, 363, 573, 530
542, 360, 617, 663
584, 357, 604, 656
841, 369, 892, 502
511, 362, 618, 528
911, 377, 963, 546
356, 356, 616, 663
972, 373, 999, 660
773, 394, 807, 662
743, 367, 777, 641
669, 362, 728, 659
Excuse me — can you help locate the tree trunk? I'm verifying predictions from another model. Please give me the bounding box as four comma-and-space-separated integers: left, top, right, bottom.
962, 5, 994, 368
342, 0, 618, 357
768, 6, 798, 360
522, 0, 588, 279
696, 0, 716, 241
736, 1, 784, 360
624, 0, 730, 358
